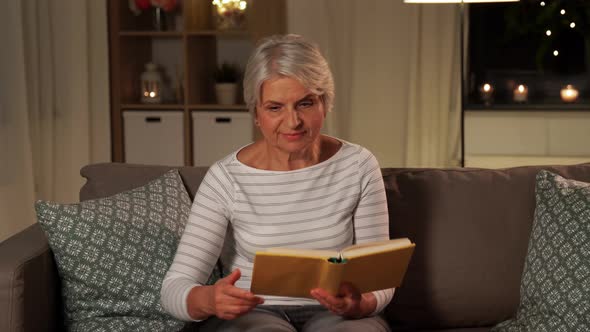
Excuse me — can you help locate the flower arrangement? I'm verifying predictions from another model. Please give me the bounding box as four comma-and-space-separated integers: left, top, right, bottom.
129, 0, 178, 15
212, 0, 248, 30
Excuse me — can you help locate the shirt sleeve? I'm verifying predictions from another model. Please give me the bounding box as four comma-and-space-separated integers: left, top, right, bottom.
353, 147, 394, 315
160, 163, 233, 321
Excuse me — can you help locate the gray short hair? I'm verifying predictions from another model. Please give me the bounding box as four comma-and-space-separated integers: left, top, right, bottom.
243, 34, 335, 114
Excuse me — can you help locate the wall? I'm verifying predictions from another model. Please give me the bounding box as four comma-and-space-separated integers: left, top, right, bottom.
286, 0, 415, 167
465, 110, 590, 168
89, 1, 112, 168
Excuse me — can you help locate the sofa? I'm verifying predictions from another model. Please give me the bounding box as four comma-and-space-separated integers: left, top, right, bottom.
1, 162, 590, 331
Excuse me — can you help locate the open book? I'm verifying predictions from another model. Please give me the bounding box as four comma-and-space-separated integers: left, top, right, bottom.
250, 238, 415, 298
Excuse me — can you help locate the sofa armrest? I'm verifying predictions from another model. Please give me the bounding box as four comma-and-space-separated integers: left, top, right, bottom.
0, 224, 63, 332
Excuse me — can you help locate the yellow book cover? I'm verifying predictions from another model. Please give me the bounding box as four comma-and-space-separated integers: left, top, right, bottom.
250, 238, 415, 298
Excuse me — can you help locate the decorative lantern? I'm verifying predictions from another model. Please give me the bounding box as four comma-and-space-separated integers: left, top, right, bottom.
141, 62, 162, 104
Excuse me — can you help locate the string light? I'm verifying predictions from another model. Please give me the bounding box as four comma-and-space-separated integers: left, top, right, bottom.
570, 22, 576, 28
560, 9, 566, 15
540, 1, 545, 6
553, 50, 559, 56
546, 30, 552, 36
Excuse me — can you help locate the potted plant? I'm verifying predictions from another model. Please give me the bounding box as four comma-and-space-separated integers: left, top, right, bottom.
214, 62, 240, 105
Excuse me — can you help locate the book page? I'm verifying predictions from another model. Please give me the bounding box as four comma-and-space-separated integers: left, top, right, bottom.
342, 238, 412, 259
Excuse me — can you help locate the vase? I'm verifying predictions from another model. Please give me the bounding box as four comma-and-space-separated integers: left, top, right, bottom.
152, 7, 168, 31
215, 83, 237, 105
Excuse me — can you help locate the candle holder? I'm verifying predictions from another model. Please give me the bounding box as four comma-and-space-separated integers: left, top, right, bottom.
479, 83, 494, 106
560, 84, 579, 103
513, 84, 528, 103
140, 62, 162, 104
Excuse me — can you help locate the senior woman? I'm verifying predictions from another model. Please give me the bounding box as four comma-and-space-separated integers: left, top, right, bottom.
161, 34, 393, 332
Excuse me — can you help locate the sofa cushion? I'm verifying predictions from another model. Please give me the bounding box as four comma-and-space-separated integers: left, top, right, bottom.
492, 171, 590, 332
384, 163, 590, 330
35, 170, 189, 332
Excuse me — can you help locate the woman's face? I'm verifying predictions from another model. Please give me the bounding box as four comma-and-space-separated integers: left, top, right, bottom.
256, 76, 325, 155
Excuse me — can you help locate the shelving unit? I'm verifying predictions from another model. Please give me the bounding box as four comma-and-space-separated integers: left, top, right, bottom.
107, 0, 286, 165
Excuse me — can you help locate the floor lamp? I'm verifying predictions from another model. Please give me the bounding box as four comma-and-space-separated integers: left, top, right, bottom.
403, 0, 519, 167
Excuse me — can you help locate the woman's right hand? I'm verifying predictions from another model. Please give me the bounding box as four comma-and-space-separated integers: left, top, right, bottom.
187, 269, 264, 320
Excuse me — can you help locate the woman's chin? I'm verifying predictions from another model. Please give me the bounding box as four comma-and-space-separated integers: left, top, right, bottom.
276, 140, 311, 153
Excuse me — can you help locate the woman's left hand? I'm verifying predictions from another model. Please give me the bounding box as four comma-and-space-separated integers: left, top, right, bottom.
310, 282, 376, 319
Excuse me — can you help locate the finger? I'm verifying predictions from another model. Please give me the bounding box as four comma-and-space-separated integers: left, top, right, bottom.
222, 285, 264, 303
310, 288, 334, 300
311, 288, 342, 307
338, 282, 361, 300
310, 291, 329, 307
310, 289, 343, 313
217, 268, 241, 286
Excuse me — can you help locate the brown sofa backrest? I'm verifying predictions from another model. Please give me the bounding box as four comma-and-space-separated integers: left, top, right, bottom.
80, 162, 590, 330
383, 163, 590, 330
80, 163, 209, 201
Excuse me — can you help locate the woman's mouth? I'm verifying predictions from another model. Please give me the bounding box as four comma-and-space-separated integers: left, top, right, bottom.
283, 131, 305, 141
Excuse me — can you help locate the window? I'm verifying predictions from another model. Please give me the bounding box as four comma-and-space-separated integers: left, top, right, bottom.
467, 0, 589, 108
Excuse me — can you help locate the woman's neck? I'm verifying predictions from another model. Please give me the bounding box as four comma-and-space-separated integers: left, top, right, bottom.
262, 138, 322, 171
237, 135, 342, 171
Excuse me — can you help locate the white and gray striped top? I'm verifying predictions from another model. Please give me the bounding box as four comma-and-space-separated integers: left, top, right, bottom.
161, 140, 394, 321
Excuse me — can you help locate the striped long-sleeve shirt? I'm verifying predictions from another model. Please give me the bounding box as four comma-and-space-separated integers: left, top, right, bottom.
160, 140, 394, 321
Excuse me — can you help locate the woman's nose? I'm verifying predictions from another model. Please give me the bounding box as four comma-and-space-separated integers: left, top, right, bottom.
285, 108, 302, 128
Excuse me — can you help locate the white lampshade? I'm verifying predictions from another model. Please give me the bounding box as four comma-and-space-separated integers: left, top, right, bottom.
404, 0, 518, 3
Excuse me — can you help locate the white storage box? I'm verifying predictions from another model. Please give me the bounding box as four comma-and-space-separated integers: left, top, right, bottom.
123, 111, 184, 166
192, 111, 253, 166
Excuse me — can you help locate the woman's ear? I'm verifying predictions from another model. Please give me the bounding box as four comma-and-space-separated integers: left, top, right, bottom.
319, 96, 328, 118
253, 109, 259, 126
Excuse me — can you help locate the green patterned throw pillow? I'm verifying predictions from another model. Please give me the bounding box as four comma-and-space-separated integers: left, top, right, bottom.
35, 170, 190, 332
493, 170, 590, 332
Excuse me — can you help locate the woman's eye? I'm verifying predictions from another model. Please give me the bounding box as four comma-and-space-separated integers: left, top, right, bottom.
298, 100, 314, 108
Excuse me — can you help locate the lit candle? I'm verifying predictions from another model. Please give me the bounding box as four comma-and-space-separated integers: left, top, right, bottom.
560, 85, 579, 103
480, 83, 494, 105
513, 84, 528, 103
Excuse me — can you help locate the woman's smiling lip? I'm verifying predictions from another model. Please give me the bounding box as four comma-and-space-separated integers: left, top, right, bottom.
282, 131, 305, 141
